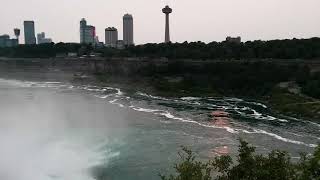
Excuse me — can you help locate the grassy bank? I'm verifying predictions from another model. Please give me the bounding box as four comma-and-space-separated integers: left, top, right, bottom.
268, 88, 320, 120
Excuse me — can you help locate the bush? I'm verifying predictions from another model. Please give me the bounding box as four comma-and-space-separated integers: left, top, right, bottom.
160, 139, 320, 180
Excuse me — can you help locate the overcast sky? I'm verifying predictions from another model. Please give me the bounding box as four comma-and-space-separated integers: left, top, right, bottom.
0, 0, 319, 44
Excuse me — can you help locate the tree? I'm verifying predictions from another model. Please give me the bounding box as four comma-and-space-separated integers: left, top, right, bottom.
160, 139, 320, 180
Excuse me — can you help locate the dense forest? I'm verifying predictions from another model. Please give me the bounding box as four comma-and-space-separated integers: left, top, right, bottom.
1, 38, 320, 59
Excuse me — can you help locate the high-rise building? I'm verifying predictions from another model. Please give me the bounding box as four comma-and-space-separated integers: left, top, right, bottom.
162, 5, 172, 43
37, 32, 52, 44
123, 14, 134, 46
80, 18, 87, 43
24, 21, 36, 45
105, 27, 118, 47
80, 18, 96, 44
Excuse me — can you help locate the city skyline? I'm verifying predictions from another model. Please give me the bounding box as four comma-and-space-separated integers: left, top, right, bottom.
1, 0, 320, 44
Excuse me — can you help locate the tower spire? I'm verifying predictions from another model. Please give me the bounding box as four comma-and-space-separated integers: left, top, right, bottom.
162, 5, 172, 43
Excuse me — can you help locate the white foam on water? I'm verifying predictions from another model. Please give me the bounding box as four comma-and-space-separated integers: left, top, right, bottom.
158, 112, 189, 122
44, 82, 62, 84
137, 92, 169, 101
248, 129, 317, 148
108, 99, 125, 108
154, 111, 238, 134
82, 86, 105, 92
129, 104, 316, 147
132, 107, 162, 113
101, 87, 123, 96
109, 99, 118, 103
224, 97, 244, 102
129, 105, 234, 133
94, 94, 113, 99
251, 109, 263, 117
179, 100, 202, 106
249, 102, 268, 108
235, 107, 289, 123
116, 89, 123, 96
180, 97, 202, 101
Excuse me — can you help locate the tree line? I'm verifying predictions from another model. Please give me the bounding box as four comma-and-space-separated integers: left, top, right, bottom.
0, 38, 320, 59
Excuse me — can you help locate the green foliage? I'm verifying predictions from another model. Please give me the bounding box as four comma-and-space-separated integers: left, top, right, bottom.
296, 146, 320, 180
301, 72, 320, 99
269, 88, 320, 119
159, 146, 214, 180
160, 139, 320, 180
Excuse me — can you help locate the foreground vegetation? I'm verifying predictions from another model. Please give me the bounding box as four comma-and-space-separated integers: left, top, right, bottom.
160, 140, 320, 180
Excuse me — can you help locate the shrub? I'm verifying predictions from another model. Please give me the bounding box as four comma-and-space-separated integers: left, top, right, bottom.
160, 139, 320, 180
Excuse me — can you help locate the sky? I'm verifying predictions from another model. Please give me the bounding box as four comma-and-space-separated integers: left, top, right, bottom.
0, 0, 320, 44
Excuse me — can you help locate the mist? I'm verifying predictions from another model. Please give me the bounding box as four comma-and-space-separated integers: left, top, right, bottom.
0, 79, 127, 180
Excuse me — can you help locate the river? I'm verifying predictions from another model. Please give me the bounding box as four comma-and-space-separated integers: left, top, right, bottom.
0, 75, 319, 180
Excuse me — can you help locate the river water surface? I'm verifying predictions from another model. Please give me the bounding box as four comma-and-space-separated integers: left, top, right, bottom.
0, 77, 319, 180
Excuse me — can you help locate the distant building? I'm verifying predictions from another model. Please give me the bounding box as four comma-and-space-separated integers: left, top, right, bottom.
94, 36, 100, 45
226, 36, 241, 43
0, 35, 18, 47
14, 28, 20, 44
123, 14, 134, 46
37, 32, 44, 44
105, 27, 118, 47
97, 42, 105, 48
6, 39, 18, 47
80, 18, 96, 44
116, 40, 125, 49
24, 21, 36, 44
37, 32, 52, 44
0, 35, 9, 47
